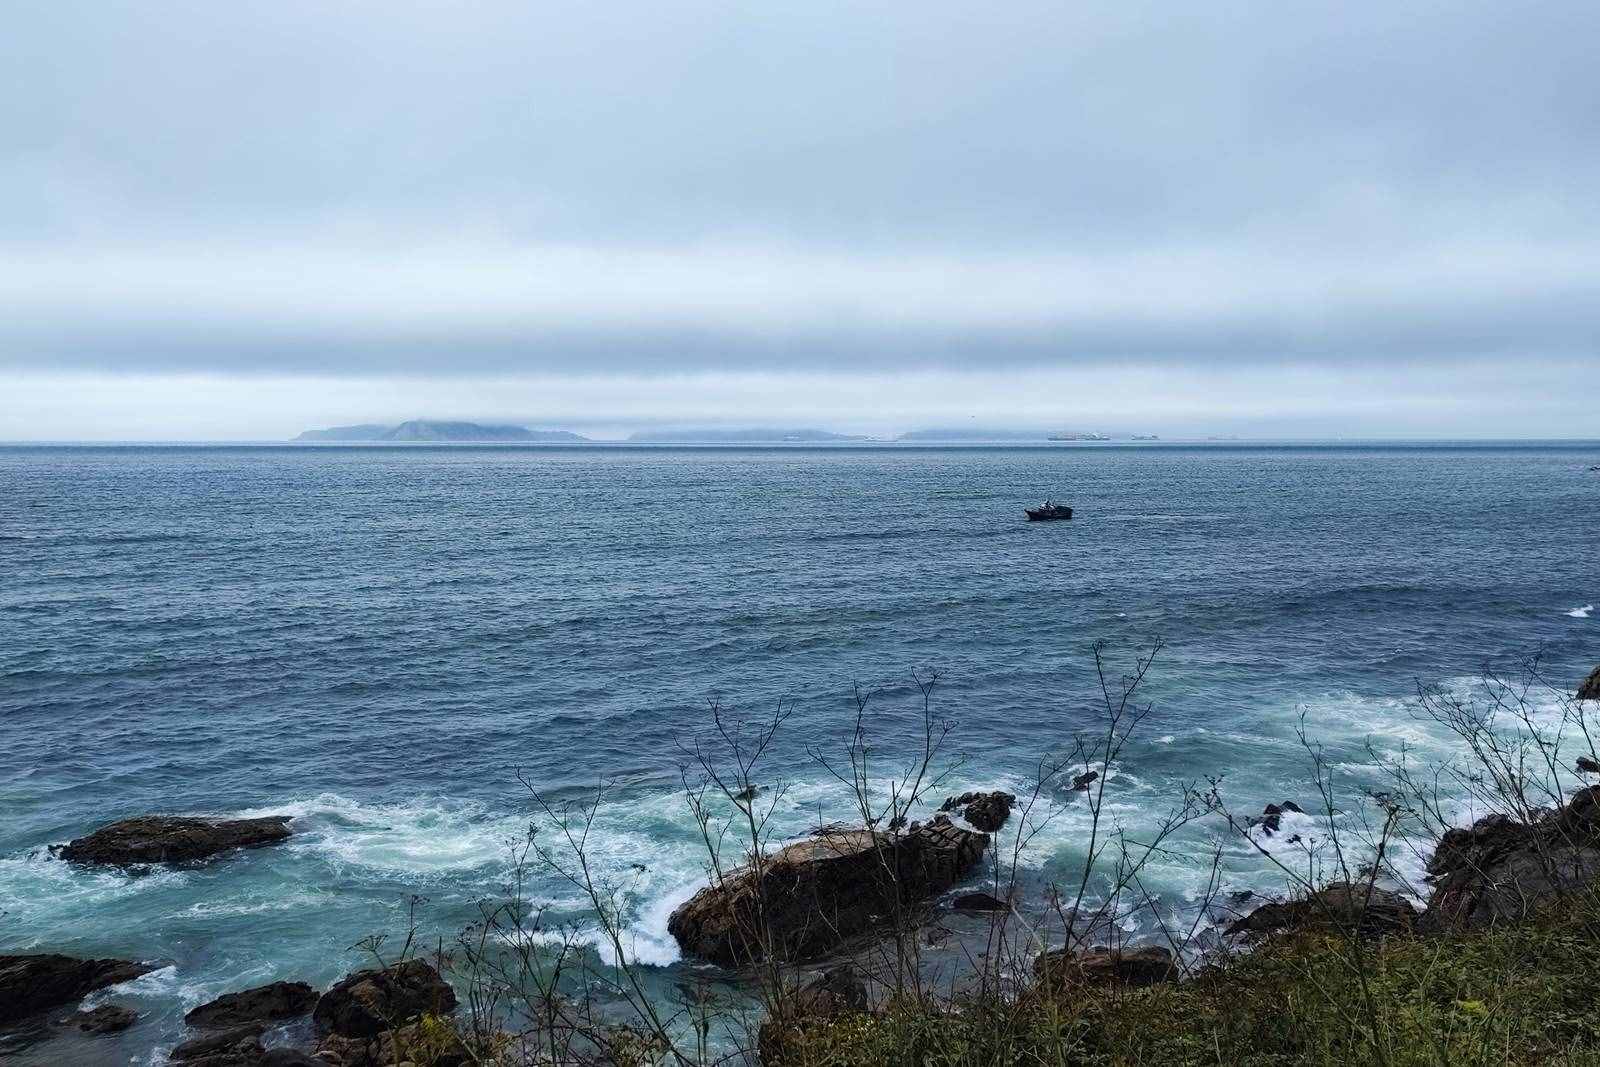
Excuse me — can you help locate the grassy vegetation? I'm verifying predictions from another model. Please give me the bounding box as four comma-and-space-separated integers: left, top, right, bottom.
763, 891, 1600, 1067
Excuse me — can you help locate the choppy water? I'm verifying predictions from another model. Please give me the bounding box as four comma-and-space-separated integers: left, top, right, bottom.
2, 442, 1598, 1062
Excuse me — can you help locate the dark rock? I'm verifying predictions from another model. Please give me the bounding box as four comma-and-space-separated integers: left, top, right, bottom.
1071, 771, 1100, 792
312, 959, 457, 1039
1227, 882, 1417, 938
0, 954, 157, 1024
952, 891, 1009, 912
1578, 755, 1600, 775
315, 1018, 469, 1067
59, 816, 292, 866
63, 1004, 138, 1033
186, 980, 319, 1029
260, 1052, 324, 1067
1578, 666, 1600, 702
668, 814, 990, 965
170, 1024, 266, 1063
758, 966, 868, 1065
1421, 786, 1600, 929
1034, 945, 1177, 988
939, 791, 1016, 832
1252, 801, 1305, 836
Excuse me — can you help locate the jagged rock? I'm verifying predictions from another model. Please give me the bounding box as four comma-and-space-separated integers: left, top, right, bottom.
315, 1017, 468, 1067
1578, 755, 1600, 775
59, 815, 292, 866
260, 1052, 323, 1066
939, 790, 1016, 832
667, 814, 990, 965
170, 1023, 267, 1063
1226, 883, 1416, 937
312, 959, 457, 1039
1422, 788, 1600, 929
186, 980, 319, 1029
952, 891, 1009, 912
0, 954, 156, 1024
1578, 666, 1600, 701
63, 1004, 138, 1033
1034, 945, 1177, 988
1250, 801, 1305, 837
1071, 771, 1100, 792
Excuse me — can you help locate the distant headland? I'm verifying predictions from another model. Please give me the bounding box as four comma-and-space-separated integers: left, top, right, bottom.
293, 420, 589, 442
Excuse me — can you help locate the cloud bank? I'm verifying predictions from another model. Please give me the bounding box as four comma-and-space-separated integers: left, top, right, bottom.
1, 0, 1595, 435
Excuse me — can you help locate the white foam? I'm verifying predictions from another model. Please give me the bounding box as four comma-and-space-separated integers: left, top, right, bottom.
1567, 604, 1593, 618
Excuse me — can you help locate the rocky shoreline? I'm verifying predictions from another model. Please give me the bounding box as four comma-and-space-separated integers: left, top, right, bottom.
8, 671, 1600, 1064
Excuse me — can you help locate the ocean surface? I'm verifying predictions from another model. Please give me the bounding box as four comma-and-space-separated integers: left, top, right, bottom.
2, 441, 1598, 1062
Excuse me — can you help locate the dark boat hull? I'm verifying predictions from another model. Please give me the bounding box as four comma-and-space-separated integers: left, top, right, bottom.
1025, 507, 1073, 521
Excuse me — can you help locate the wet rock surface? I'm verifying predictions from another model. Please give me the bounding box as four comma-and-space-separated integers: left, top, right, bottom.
312, 959, 457, 1039
0, 953, 157, 1024
62, 1004, 138, 1033
1034, 945, 1178, 988
1578, 666, 1600, 701
1227, 882, 1417, 937
186, 980, 319, 1029
940, 790, 1016, 832
59, 815, 292, 866
668, 814, 990, 965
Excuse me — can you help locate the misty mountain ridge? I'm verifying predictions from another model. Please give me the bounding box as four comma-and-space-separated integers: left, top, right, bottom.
295, 420, 588, 442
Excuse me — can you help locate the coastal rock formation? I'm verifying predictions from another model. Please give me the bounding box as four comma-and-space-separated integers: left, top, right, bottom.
1226, 883, 1417, 938
59, 815, 292, 866
757, 966, 869, 1064
1034, 945, 1177, 988
1071, 771, 1100, 792
170, 1023, 267, 1063
952, 891, 1009, 912
667, 814, 990, 965
1250, 801, 1305, 837
1422, 786, 1600, 928
0, 953, 156, 1023
1579, 666, 1600, 701
63, 1004, 138, 1033
312, 959, 457, 1039
940, 791, 1016, 832
185, 980, 318, 1029
315, 1019, 469, 1067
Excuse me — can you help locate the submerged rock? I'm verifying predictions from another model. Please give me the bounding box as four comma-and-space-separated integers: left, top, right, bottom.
939, 790, 1016, 832
312, 959, 457, 1039
59, 815, 292, 866
1227, 882, 1417, 938
63, 1004, 138, 1033
0, 953, 156, 1024
1034, 945, 1177, 988
1071, 771, 1100, 792
667, 814, 990, 965
952, 891, 1010, 912
185, 980, 318, 1029
1250, 801, 1305, 837
1578, 755, 1600, 775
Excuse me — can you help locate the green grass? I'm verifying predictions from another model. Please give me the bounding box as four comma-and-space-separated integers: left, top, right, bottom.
763, 893, 1600, 1067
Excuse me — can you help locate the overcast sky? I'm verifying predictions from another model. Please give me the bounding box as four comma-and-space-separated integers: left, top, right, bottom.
3, 0, 1596, 439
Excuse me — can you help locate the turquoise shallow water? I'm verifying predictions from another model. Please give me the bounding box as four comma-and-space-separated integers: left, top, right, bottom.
2, 442, 1598, 1062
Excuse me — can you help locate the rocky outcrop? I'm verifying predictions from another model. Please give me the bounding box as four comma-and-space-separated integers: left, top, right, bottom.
0, 953, 156, 1023
1422, 786, 1600, 928
757, 966, 869, 1064
940, 791, 1016, 832
1034, 945, 1177, 988
312, 960, 457, 1039
668, 814, 990, 965
1250, 801, 1304, 836
1579, 667, 1600, 701
185, 980, 318, 1029
1226, 883, 1417, 938
63, 1004, 138, 1033
170, 1024, 267, 1064
315, 1019, 469, 1067
1071, 771, 1100, 792
59, 816, 292, 866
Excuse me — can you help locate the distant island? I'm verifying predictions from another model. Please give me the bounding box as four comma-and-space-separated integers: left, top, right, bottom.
626, 428, 871, 443
294, 420, 589, 443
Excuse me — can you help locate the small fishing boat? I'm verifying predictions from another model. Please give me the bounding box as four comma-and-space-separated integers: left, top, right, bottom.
1025, 501, 1073, 521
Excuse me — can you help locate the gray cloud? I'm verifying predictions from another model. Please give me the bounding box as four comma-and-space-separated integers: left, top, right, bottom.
1, 0, 1596, 405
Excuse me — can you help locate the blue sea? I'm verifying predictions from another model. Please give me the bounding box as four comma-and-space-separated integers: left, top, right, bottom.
2, 442, 1598, 1062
